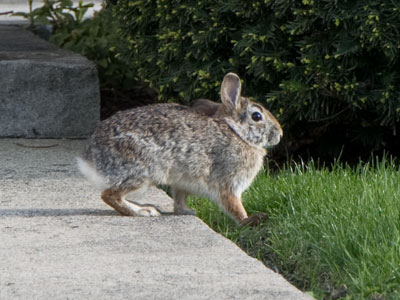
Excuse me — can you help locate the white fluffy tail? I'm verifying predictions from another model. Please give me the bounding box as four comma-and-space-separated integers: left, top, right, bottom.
76, 157, 110, 190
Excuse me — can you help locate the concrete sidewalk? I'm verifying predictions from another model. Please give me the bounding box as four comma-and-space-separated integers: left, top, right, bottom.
0, 139, 313, 299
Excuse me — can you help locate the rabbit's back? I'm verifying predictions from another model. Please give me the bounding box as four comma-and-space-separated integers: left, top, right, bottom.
86, 103, 234, 162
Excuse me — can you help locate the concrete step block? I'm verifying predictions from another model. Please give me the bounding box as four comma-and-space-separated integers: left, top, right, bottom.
0, 25, 100, 137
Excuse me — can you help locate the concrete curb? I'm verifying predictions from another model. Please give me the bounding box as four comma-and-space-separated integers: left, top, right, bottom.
0, 139, 313, 299
0, 25, 100, 138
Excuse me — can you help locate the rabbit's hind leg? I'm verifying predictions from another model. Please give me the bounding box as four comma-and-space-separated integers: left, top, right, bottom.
219, 189, 266, 226
172, 188, 196, 215
219, 190, 248, 223
101, 187, 161, 217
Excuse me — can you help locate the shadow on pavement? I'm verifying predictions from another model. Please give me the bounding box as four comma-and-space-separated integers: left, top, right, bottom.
0, 208, 117, 217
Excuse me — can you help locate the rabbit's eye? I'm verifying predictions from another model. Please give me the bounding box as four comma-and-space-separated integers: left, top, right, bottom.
251, 112, 263, 122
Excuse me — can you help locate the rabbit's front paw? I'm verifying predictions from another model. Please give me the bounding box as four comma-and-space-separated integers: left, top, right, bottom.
239, 213, 268, 227
137, 206, 161, 217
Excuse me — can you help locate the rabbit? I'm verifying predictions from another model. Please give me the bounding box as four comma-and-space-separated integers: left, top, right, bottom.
78, 73, 283, 226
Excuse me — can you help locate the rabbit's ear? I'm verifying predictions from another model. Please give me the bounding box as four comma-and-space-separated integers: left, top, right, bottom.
221, 73, 242, 110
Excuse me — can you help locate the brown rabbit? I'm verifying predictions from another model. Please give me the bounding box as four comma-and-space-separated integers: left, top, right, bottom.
78, 73, 282, 225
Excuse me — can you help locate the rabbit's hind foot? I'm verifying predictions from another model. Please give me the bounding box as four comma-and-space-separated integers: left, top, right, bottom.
101, 188, 161, 217
126, 200, 161, 217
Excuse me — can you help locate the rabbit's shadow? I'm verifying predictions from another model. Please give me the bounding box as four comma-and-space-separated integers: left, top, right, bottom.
0, 208, 175, 217
0, 208, 116, 217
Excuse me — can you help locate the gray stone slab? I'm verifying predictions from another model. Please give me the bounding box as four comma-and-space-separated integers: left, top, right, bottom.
0, 26, 100, 137
0, 139, 313, 300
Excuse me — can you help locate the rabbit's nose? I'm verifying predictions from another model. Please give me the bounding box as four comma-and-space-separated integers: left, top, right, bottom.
272, 124, 283, 138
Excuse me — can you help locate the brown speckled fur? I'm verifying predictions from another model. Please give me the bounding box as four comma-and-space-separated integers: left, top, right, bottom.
79, 73, 283, 225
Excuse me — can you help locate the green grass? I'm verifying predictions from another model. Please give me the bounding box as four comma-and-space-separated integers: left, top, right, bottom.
189, 158, 400, 300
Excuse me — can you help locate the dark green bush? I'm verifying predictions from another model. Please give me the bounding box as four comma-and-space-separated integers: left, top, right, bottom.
112, 0, 400, 160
